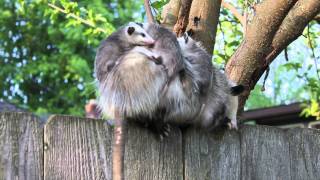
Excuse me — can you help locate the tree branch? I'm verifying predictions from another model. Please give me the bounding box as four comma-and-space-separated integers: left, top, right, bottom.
221, 0, 245, 26
186, 0, 222, 54
161, 0, 182, 29
173, 0, 193, 36
225, 0, 298, 113
144, 0, 156, 23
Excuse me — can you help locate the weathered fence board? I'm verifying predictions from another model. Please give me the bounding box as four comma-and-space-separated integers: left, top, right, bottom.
288, 128, 320, 180
0, 112, 43, 180
1, 112, 320, 180
124, 123, 183, 180
240, 125, 291, 180
184, 128, 240, 180
44, 115, 113, 180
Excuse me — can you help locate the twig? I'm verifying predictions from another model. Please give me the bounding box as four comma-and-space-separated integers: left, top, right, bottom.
144, 0, 155, 23
261, 66, 270, 91
48, 3, 107, 34
307, 24, 320, 81
221, 0, 245, 26
284, 48, 289, 61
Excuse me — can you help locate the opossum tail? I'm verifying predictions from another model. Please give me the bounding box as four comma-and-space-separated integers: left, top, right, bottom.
230, 85, 244, 96
113, 110, 126, 180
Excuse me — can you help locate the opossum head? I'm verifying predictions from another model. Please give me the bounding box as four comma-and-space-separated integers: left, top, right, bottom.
125, 22, 155, 46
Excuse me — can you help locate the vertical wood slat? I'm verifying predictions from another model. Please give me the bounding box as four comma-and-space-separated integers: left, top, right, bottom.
124, 123, 183, 180
240, 125, 291, 180
1, 112, 320, 180
0, 112, 43, 180
184, 128, 241, 180
44, 115, 113, 180
288, 128, 320, 180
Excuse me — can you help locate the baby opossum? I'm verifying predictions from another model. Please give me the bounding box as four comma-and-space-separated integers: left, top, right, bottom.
164, 33, 243, 130
95, 22, 157, 83
144, 23, 185, 89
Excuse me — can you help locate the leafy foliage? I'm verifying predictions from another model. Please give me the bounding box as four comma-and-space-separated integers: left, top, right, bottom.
0, 0, 143, 116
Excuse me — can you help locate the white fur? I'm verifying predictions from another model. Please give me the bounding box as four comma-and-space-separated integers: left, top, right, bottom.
98, 50, 165, 119
125, 22, 154, 45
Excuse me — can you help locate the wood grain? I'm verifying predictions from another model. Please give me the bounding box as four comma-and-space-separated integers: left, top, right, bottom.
184, 128, 240, 180
124, 122, 183, 180
240, 125, 291, 180
44, 115, 113, 180
0, 112, 43, 180
1, 112, 320, 180
288, 128, 320, 180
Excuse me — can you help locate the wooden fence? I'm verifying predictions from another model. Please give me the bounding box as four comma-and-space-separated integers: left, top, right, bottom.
1, 112, 320, 180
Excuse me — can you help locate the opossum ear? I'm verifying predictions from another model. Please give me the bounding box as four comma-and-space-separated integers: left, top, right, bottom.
127, 27, 135, 35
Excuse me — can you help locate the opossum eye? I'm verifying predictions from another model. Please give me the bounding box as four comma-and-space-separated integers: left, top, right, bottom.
141, 33, 146, 37
127, 27, 135, 35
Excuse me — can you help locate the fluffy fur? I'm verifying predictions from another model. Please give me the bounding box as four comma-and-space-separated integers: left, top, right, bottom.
95, 22, 156, 83
165, 34, 242, 129
144, 23, 185, 82
95, 22, 162, 118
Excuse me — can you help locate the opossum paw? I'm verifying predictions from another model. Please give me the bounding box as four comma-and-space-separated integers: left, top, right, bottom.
158, 123, 171, 141
227, 119, 238, 130
147, 122, 171, 140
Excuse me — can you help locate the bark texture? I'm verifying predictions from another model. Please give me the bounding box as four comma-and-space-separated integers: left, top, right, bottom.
225, 0, 320, 112
173, 0, 193, 36
186, 0, 222, 54
161, 0, 181, 29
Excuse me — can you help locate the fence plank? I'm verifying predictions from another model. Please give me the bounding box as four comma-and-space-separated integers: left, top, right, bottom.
124, 122, 183, 180
44, 115, 113, 180
240, 125, 291, 180
2, 112, 320, 180
184, 128, 241, 180
288, 128, 320, 180
0, 112, 43, 180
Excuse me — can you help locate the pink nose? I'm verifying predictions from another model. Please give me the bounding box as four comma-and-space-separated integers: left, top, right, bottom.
147, 39, 155, 45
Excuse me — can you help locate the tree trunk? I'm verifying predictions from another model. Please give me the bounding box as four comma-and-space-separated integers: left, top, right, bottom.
161, 0, 181, 29
186, 0, 221, 54
225, 0, 320, 113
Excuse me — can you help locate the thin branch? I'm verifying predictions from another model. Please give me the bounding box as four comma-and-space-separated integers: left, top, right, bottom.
307, 24, 320, 81
284, 48, 289, 61
221, 0, 245, 26
48, 3, 107, 33
144, 0, 155, 23
261, 66, 269, 91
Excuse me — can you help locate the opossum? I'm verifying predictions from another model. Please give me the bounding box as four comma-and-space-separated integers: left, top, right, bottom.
94, 22, 165, 180
164, 33, 243, 130
144, 23, 185, 89
95, 22, 158, 83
